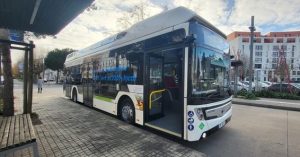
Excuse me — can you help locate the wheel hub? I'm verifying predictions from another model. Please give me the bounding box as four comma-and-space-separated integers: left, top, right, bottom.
122, 105, 132, 121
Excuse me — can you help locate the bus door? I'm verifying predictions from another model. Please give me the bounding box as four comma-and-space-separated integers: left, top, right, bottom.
83, 63, 93, 106
147, 54, 164, 120
145, 48, 184, 137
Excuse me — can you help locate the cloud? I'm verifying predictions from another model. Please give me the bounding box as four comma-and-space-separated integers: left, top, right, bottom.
228, 0, 300, 26
22, 0, 299, 65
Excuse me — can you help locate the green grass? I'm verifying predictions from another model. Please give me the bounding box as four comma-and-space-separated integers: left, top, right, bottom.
237, 90, 259, 100
94, 95, 113, 103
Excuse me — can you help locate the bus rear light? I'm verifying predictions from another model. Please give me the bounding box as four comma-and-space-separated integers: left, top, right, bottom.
194, 108, 204, 120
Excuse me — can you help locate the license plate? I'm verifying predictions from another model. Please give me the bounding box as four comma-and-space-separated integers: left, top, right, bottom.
218, 121, 225, 128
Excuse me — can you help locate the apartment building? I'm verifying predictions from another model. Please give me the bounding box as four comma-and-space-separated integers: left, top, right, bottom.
228, 31, 300, 82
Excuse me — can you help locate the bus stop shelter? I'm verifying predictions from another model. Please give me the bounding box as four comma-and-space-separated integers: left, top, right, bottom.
0, 0, 94, 116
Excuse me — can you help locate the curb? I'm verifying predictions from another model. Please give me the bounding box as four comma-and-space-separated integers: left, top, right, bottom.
232, 101, 300, 112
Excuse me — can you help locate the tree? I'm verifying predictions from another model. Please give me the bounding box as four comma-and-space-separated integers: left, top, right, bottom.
116, 1, 169, 30
117, 2, 148, 29
240, 53, 250, 80
44, 48, 75, 83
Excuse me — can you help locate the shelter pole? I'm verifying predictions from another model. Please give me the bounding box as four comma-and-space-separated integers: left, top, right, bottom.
23, 49, 28, 113
27, 41, 34, 113
0, 29, 14, 116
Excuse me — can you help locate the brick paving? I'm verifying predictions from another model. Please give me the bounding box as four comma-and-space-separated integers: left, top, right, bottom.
8, 83, 205, 157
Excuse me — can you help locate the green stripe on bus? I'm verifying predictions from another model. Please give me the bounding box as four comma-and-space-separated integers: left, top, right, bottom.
94, 95, 113, 103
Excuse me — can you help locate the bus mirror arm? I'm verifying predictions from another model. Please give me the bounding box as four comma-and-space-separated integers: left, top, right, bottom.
184, 34, 196, 44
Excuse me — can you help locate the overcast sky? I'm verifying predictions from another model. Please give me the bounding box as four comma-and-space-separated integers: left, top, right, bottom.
12, 0, 300, 63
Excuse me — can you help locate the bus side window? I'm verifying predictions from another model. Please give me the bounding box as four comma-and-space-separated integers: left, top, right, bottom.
120, 51, 143, 85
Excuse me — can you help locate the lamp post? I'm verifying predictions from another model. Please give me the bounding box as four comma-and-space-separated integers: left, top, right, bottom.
248, 16, 256, 93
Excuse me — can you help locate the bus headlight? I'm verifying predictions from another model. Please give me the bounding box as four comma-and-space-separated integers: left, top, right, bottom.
194, 108, 204, 120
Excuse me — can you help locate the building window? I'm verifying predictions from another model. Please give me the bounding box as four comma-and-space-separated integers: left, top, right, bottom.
254, 64, 262, 69
264, 70, 266, 74
255, 51, 262, 56
255, 58, 262, 63
293, 71, 297, 75
273, 45, 279, 51
264, 77, 266, 81
277, 38, 283, 43
281, 45, 287, 51
272, 58, 278, 63
292, 51, 294, 57
242, 38, 249, 42
272, 52, 278, 57
287, 38, 295, 43
292, 45, 295, 51
255, 45, 263, 50
264, 38, 273, 43
298, 71, 300, 75
278, 51, 286, 57
272, 64, 277, 69
291, 59, 294, 63
254, 38, 261, 43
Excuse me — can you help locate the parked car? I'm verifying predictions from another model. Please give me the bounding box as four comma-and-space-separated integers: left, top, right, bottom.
268, 83, 300, 95
263, 81, 273, 86
255, 81, 271, 90
230, 81, 249, 92
241, 81, 255, 91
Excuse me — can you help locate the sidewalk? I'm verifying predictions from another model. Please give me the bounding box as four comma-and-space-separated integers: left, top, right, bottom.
233, 97, 300, 111
12, 84, 205, 157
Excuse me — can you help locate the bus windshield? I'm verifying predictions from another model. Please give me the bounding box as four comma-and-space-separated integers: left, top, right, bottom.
189, 22, 231, 104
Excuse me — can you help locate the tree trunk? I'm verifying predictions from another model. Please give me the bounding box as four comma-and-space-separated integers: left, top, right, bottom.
56, 70, 59, 84
1, 42, 14, 116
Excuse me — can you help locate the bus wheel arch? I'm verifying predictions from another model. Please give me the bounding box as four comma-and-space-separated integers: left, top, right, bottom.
72, 88, 77, 102
118, 96, 135, 124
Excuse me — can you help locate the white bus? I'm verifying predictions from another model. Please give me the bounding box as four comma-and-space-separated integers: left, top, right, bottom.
64, 7, 232, 141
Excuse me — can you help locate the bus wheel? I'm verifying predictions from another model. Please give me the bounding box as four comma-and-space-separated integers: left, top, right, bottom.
72, 90, 77, 102
120, 99, 135, 124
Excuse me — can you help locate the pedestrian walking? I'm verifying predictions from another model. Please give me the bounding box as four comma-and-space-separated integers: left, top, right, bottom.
37, 77, 43, 93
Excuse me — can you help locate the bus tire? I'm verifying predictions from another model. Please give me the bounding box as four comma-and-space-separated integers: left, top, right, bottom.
120, 98, 135, 124
72, 89, 77, 102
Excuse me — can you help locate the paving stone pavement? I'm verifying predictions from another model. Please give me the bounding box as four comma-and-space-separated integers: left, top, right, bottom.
9, 84, 205, 157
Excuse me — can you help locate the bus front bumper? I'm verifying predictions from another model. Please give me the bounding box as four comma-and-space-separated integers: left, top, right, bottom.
186, 105, 232, 141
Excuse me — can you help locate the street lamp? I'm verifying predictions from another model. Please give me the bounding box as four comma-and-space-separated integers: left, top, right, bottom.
248, 16, 256, 93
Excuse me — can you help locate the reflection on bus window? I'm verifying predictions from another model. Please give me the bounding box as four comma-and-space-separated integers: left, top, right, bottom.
191, 47, 230, 102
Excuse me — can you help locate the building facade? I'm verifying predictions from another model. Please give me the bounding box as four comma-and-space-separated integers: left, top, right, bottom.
228, 31, 300, 82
